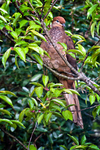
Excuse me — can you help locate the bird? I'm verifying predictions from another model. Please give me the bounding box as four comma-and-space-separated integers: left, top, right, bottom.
40, 16, 83, 128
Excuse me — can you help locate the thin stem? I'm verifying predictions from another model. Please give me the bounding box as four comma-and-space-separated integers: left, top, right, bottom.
43, 0, 59, 20
28, 122, 37, 150
0, 127, 28, 150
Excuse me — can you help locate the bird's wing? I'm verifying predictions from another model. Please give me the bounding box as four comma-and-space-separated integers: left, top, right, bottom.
40, 27, 83, 128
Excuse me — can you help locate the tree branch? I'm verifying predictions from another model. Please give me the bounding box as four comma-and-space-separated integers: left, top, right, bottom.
0, 127, 28, 150
28, 122, 37, 150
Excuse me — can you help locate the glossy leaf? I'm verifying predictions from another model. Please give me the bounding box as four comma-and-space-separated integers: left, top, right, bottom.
35, 87, 43, 98
0, 15, 7, 23
11, 120, 25, 128
68, 134, 79, 145
89, 94, 95, 105
62, 110, 73, 121
33, 54, 43, 66
0, 91, 16, 97
0, 109, 11, 116
2, 48, 11, 67
51, 99, 66, 107
31, 98, 38, 106
81, 135, 86, 145
31, 74, 42, 82
91, 21, 96, 38
30, 30, 46, 41
38, 114, 44, 125
0, 95, 13, 107
14, 47, 26, 62
42, 75, 49, 86
87, 4, 98, 18
44, 112, 52, 123
0, 119, 13, 125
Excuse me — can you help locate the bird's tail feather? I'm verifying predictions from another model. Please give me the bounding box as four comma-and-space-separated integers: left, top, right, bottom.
59, 79, 83, 129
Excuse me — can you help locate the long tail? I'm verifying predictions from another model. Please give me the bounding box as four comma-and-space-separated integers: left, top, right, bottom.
59, 79, 83, 129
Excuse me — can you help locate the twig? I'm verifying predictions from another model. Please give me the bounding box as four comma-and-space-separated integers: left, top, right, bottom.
0, 127, 28, 150
0, 30, 15, 43
28, 122, 38, 150
34, 133, 43, 143
43, 0, 59, 20
27, 0, 39, 18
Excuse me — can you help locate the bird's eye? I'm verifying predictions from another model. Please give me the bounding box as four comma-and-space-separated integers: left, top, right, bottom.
56, 20, 59, 22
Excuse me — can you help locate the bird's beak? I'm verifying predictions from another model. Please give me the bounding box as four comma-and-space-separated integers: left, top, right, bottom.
62, 23, 65, 27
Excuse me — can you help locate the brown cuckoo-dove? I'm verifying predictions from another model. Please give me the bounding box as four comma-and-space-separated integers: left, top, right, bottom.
40, 16, 83, 128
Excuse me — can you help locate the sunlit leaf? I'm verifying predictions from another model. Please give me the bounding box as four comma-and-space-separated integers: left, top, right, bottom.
35, 87, 43, 98
89, 94, 95, 105
11, 120, 25, 128
0, 95, 13, 107
30, 30, 46, 41
87, 4, 98, 18
37, 114, 44, 125
2, 48, 11, 67
91, 21, 96, 38
0, 119, 13, 125
68, 134, 79, 145
42, 75, 49, 86
14, 47, 26, 62
62, 110, 73, 121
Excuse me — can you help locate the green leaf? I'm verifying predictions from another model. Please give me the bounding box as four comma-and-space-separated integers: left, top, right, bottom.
0, 8, 8, 14
35, 87, 43, 98
87, 4, 98, 18
51, 99, 66, 107
63, 89, 72, 94
19, 108, 28, 122
0, 15, 7, 23
28, 99, 34, 109
33, 54, 43, 66
30, 30, 46, 41
71, 34, 86, 41
67, 134, 79, 145
11, 120, 25, 128
91, 21, 96, 38
69, 89, 80, 96
81, 135, 86, 145
0, 109, 11, 116
70, 145, 87, 150
58, 42, 67, 51
27, 144, 37, 150
10, 31, 18, 40
60, 145, 68, 150
42, 75, 49, 86
28, 43, 44, 56
89, 144, 99, 150
15, 41, 27, 47
31, 98, 38, 106
0, 95, 13, 107
62, 110, 73, 121
31, 74, 42, 82
14, 47, 26, 62
77, 44, 86, 57
0, 91, 16, 97
44, 112, 52, 123
19, 19, 28, 28
89, 94, 95, 105
37, 114, 44, 125
2, 48, 11, 67
0, 119, 13, 125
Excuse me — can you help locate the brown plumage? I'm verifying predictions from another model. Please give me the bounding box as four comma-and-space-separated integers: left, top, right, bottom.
40, 16, 83, 128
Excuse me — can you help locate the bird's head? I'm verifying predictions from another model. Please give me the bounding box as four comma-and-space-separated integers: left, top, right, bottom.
52, 16, 66, 28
